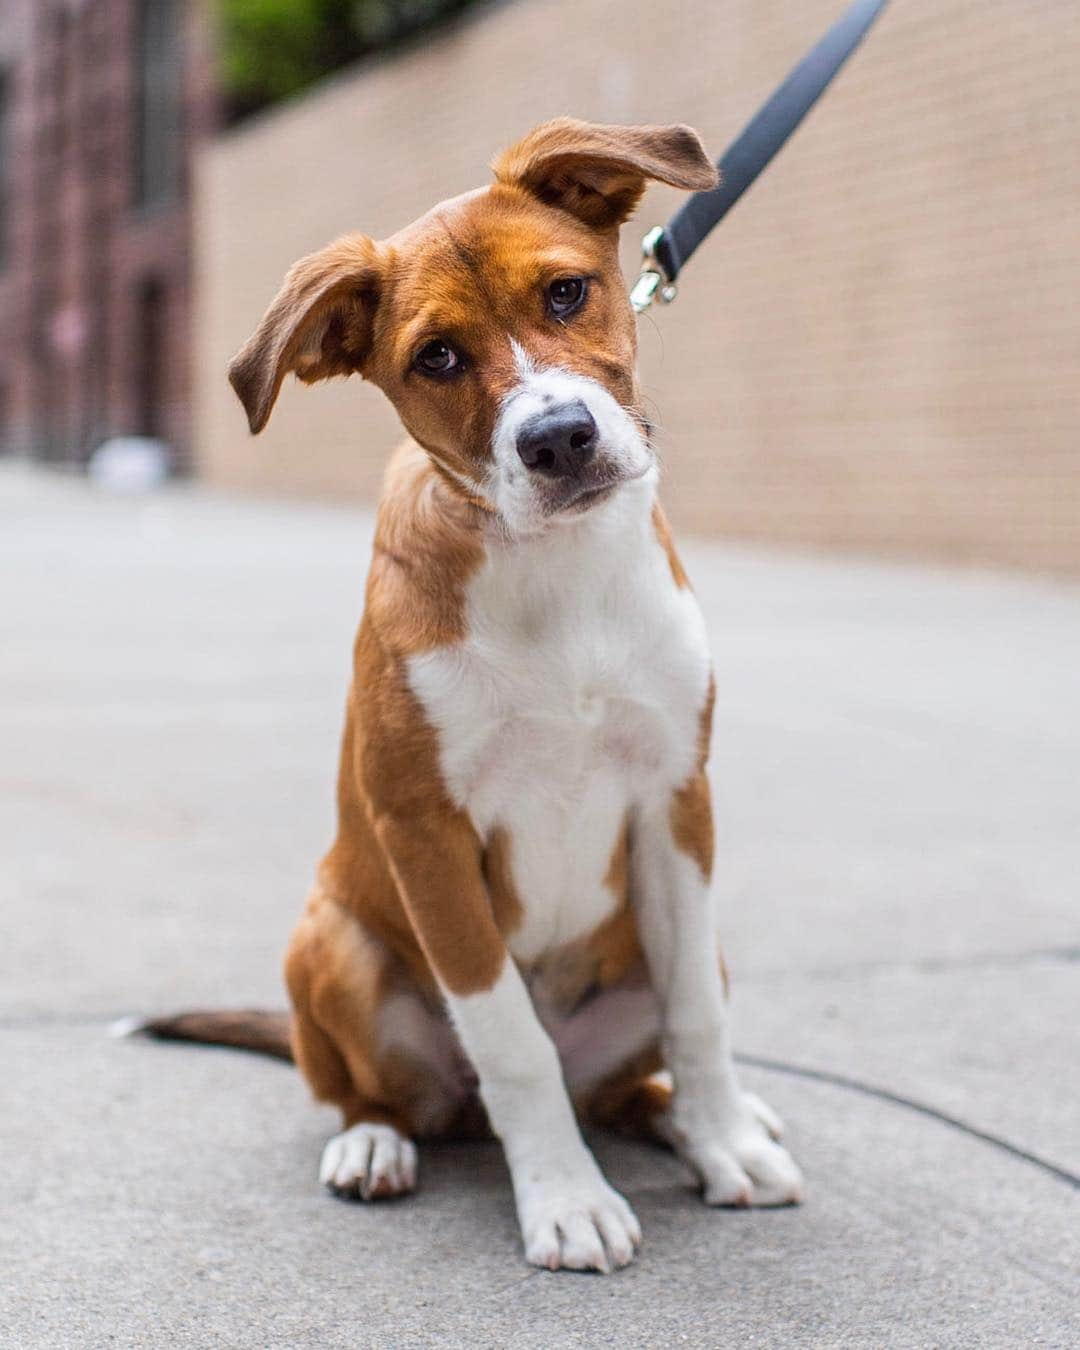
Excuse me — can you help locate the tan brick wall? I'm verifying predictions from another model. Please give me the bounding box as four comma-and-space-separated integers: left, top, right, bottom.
193, 0, 1080, 574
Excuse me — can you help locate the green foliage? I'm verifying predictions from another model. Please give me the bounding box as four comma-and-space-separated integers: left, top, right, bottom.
218, 0, 480, 123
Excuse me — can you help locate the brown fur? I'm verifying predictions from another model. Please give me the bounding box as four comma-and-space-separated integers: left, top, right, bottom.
492, 117, 717, 227
153, 121, 723, 1151
138, 1009, 293, 1061
653, 501, 691, 590
587, 1055, 669, 1137
671, 675, 716, 878
482, 826, 525, 939
228, 234, 381, 434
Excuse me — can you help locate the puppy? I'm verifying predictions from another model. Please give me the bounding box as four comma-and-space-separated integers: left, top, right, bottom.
152, 119, 803, 1273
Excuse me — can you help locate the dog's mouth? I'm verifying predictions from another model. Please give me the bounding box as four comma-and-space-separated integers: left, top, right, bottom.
546, 460, 651, 517
560, 482, 619, 514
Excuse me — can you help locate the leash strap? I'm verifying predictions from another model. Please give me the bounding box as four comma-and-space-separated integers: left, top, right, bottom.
631, 0, 890, 313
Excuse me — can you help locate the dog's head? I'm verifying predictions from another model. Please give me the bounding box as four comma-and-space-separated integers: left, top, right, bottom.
229, 119, 716, 534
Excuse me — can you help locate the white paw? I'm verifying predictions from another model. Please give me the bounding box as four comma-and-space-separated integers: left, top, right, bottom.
518, 1173, 642, 1274
319, 1123, 418, 1201
674, 1093, 804, 1208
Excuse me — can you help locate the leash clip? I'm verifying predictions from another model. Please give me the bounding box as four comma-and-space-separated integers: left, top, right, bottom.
630, 226, 678, 313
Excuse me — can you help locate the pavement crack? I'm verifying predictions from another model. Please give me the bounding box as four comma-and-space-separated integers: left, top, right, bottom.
6, 1011, 1078, 1194
735, 1051, 1080, 1192
481, 1269, 545, 1301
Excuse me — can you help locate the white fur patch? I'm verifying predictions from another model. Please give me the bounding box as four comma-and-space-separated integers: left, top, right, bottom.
407, 472, 710, 965
487, 348, 653, 535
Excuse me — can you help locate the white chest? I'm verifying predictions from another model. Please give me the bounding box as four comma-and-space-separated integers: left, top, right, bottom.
407, 482, 711, 961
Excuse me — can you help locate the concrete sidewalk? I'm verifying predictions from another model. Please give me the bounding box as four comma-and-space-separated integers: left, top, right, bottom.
2, 464, 1077, 1348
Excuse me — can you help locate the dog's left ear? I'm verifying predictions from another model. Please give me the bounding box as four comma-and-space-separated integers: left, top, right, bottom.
228, 233, 382, 435
492, 118, 717, 228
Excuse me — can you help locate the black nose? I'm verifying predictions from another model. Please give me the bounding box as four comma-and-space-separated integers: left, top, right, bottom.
516, 400, 597, 477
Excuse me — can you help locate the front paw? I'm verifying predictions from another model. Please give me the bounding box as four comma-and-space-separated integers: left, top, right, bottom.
677, 1093, 804, 1208
518, 1171, 642, 1273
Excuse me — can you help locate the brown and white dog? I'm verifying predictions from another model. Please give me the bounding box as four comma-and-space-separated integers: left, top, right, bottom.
147, 119, 803, 1273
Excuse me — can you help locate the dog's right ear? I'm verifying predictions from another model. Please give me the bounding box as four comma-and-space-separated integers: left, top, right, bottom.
228, 234, 382, 434
493, 119, 717, 229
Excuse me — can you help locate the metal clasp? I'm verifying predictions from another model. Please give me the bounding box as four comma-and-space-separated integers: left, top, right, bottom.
630, 226, 678, 313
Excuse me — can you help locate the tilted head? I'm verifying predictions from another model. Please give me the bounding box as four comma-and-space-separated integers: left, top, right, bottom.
229, 118, 716, 535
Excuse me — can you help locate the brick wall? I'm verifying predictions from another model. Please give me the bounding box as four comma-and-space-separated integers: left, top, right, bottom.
0, 0, 215, 467
193, 0, 1080, 573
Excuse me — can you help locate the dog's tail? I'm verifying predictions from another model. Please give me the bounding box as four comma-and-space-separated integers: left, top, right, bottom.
112, 1009, 294, 1063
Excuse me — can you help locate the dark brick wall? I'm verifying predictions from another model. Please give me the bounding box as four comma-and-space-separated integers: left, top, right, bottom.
0, 0, 215, 469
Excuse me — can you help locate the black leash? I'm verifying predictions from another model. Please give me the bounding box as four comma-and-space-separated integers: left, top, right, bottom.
631, 0, 890, 313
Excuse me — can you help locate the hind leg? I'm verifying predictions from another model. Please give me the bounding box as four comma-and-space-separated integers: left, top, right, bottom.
285, 889, 473, 1200
587, 1060, 671, 1139
288, 1001, 420, 1201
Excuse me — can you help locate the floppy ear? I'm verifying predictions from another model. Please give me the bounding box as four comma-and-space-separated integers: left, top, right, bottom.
228, 233, 382, 434
492, 118, 717, 228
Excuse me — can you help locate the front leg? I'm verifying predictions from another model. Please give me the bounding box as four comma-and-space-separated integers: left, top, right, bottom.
631, 775, 804, 1207
377, 812, 641, 1271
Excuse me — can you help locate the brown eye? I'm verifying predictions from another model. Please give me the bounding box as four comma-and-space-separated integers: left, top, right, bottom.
547, 277, 587, 317
414, 340, 461, 377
